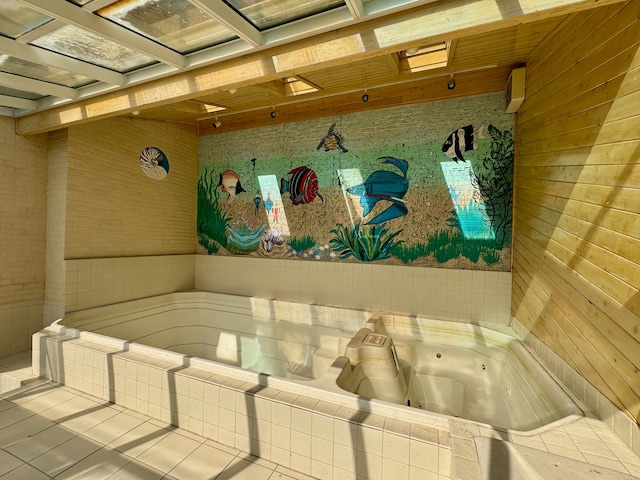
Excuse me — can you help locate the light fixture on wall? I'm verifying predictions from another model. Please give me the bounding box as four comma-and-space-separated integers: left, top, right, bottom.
447, 76, 456, 90
270, 110, 277, 118
229, 88, 237, 94
212, 119, 222, 128
362, 91, 369, 102
132, 110, 140, 116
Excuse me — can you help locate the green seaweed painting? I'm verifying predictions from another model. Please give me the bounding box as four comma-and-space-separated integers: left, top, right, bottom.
470, 124, 514, 247
197, 167, 232, 254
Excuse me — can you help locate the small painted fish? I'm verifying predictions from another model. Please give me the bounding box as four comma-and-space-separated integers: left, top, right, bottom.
254, 192, 261, 215
218, 170, 246, 204
264, 193, 273, 214
280, 166, 323, 205
442, 125, 476, 163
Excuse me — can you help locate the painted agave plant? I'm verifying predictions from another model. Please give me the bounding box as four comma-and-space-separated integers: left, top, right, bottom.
329, 222, 402, 262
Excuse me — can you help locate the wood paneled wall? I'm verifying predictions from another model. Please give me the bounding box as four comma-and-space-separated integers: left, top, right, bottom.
514, 0, 640, 422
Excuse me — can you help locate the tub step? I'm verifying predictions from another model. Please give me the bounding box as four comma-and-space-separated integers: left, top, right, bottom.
285, 364, 313, 380
0, 352, 36, 394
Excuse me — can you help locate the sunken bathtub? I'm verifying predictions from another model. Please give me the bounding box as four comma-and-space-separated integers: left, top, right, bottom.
33, 291, 582, 478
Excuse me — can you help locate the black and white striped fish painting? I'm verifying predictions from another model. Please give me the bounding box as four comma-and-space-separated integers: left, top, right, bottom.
442, 125, 477, 163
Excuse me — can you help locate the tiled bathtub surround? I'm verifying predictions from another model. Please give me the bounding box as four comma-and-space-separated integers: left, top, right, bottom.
195, 256, 512, 326
32, 331, 453, 479
63, 255, 195, 314
31, 328, 640, 480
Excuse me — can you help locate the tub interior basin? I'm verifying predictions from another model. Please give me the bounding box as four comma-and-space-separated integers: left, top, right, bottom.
335, 318, 581, 432
50, 292, 582, 433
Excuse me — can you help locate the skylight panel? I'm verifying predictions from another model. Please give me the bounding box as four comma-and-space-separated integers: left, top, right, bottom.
0, 85, 46, 102
282, 76, 321, 96
224, 0, 345, 30
0, 54, 93, 88
30, 24, 156, 73
399, 42, 450, 73
98, 0, 237, 54
0, 0, 52, 38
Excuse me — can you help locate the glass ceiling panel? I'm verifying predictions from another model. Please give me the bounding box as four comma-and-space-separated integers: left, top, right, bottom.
0, 54, 94, 88
0, 0, 53, 39
98, 0, 237, 54
30, 24, 156, 73
0, 86, 46, 102
225, 0, 345, 31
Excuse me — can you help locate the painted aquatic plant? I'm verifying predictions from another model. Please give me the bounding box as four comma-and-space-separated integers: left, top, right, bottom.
330, 222, 403, 262
288, 235, 316, 252
197, 168, 232, 253
470, 124, 514, 247
424, 225, 501, 265
389, 242, 430, 263
227, 220, 265, 255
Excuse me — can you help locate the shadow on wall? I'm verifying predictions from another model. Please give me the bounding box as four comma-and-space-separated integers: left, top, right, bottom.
513, 13, 640, 424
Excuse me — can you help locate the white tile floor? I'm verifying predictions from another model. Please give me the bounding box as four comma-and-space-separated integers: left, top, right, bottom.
0, 378, 317, 480
2, 351, 640, 480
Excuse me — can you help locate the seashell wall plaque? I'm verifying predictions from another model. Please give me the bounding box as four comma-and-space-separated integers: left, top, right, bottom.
139, 146, 169, 180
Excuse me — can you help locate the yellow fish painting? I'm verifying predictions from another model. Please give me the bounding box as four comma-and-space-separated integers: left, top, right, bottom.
218, 170, 246, 204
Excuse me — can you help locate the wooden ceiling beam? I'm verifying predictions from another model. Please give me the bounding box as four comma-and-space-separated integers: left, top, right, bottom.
16, 0, 626, 135
196, 66, 512, 136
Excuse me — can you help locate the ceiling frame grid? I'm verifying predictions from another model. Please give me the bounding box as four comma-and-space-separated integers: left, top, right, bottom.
0, 0, 625, 133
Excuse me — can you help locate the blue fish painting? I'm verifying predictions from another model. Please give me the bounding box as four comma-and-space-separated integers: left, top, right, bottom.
347, 156, 409, 225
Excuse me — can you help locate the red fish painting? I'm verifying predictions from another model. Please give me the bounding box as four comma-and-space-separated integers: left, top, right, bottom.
280, 166, 323, 205
218, 170, 246, 204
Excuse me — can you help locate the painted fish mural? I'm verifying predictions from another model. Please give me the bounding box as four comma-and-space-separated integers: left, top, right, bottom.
280, 166, 324, 205
442, 125, 477, 162
317, 123, 348, 152
218, 170, 246, 204
347, 156, 409, 225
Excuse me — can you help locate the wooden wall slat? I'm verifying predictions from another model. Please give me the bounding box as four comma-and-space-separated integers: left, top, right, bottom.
515, 177, 639, 214
517, 187, 640, 241
519, 66, 640, 136
517, 143, 640, 168
515, 204, 640, 318
517, 163, 640, 188
515, 0, 640, 422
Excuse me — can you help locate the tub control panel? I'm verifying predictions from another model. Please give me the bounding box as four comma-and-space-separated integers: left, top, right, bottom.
363, 333, 386, 346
